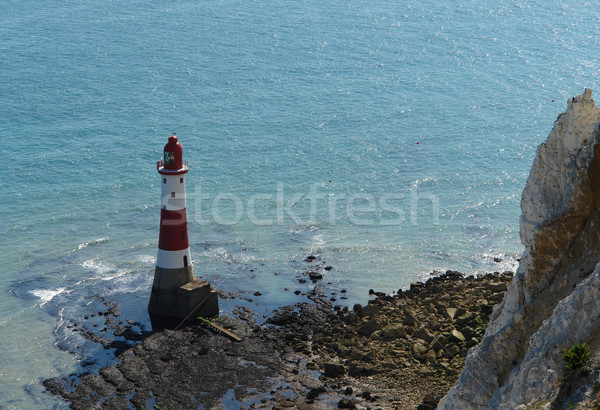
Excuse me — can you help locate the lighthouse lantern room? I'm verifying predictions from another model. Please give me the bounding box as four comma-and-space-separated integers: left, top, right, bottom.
148, 135, 218, 328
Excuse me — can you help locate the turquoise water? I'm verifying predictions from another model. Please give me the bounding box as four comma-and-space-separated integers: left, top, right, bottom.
2, 0, 600, 407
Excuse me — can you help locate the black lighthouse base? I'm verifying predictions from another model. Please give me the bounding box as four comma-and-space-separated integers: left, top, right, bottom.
148, 277, 219, 330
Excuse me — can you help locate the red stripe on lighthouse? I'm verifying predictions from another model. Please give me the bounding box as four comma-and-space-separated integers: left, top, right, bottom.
158, 208, 190, 251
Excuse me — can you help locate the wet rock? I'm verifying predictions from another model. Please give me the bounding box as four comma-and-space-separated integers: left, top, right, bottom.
42, 378, 66, 396
338, 397, 356, 409
309, 271, 323, 281
324, 362, 346, 378
307, 386, 326, 400
99, 366, 126, 387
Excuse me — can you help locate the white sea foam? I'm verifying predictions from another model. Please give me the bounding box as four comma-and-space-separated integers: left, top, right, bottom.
81, 259, 113, 274
30, 288, 67, 306
137, 254, 156, 264
77, 237, 109, 250
67, 238, 110, 255
206, 247, 256, 264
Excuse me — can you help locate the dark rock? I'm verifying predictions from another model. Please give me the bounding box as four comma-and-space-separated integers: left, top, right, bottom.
486, 282, 508, 292
412, 342, 428, 357
309, 271, 323, 280
487, 293, 505, 303
324, 266, 333, 271
99, 366, 126, 387
348, 363, 375, 376
323, 362, 346, 378
401, 307, 418, 326
430, 334, 447, 350
410, 282, 425, 291
417, 393, 443, 410
414, 327, 435, 343
418, 366, 435, 377
253, 291, 262, 296
361, 304, 381, 317
358, 318, 381, 336
267, 309, 295, 326
382, 325, 407, 339
456, 312, 476, 325
461, 326, 475, 339
450, 329, 466, 343
338, 397, 356, 409
444, 345, 460, 358
343, 386, 353, 395
42, 378, 66, 396
305, 255, 317, 262
307, 386, 326, 400
444, 270, 464, 279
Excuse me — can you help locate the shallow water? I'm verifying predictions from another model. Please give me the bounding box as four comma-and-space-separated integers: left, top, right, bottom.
2, 0, 599, 407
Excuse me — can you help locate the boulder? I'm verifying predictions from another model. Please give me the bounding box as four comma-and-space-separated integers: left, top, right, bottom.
383, 324, 407, 339
323, 362, 346, 378
414, 327, 435, 343
358, 318, 381, 336
449, 329, 465, 343
455, 312, 476, 325
412, 342, 429, 357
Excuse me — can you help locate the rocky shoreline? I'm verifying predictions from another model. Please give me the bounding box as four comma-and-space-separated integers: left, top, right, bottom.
44, 269, 511, 409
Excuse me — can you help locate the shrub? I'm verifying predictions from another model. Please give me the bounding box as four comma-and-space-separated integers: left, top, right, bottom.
562, 343, 590, 370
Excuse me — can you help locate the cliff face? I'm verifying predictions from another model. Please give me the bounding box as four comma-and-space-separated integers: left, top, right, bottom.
440, 88, 600, 409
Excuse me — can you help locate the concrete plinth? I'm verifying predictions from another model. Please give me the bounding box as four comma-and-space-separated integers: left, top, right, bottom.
148, 268, 219, 329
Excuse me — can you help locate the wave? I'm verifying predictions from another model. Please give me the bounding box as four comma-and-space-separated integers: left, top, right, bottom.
81, 258, 114, 275
30, 287, 67, 306
76, 237, 109, 251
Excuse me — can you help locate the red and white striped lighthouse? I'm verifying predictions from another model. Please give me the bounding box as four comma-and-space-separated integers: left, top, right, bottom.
156, 135, 193, 282
148, 135, 218, 327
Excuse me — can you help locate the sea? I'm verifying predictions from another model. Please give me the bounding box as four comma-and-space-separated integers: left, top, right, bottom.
1, 0, 599, 407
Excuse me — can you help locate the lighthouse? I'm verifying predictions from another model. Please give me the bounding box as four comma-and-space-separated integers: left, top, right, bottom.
148, 135, 218, 328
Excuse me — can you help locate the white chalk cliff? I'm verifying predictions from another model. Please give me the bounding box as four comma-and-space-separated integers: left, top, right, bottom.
440, 88, 600, 409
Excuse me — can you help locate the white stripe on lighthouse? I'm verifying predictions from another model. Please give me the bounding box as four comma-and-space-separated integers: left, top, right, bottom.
161, 173, 187, 211
156, 248, 192, 269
